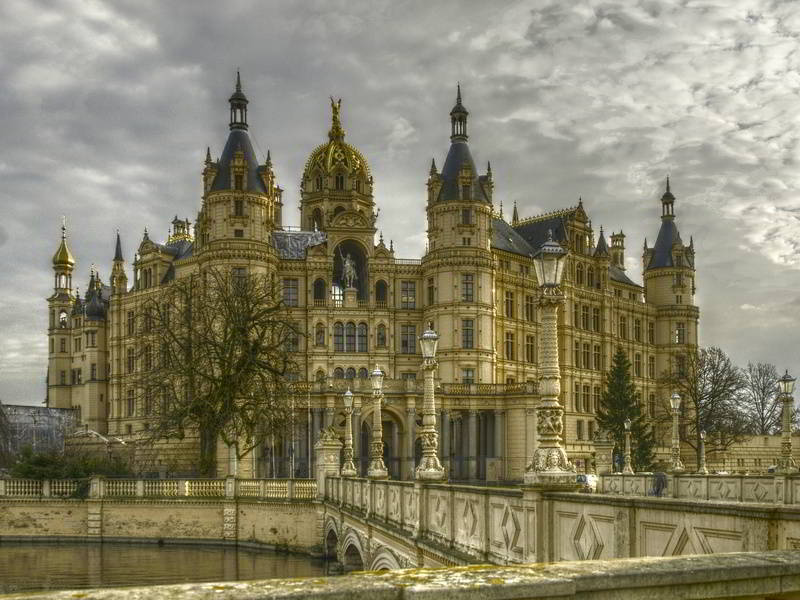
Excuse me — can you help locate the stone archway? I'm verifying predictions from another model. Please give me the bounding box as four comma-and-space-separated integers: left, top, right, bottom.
340, 529, 365, 572
369, 547, 402, 571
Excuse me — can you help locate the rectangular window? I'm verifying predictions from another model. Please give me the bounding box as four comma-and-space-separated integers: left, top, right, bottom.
504, 332, 515, 360
574, 341, 581, 367
74, 337, 81, 352
234, 173, 243, 190
504, 291, 514, 318
427, 277, 434, 306
401, 281, 416, 309
282, 278, 298, 307
583, 384, 590, 412
401, 324, 416, 354
525, 295, 535, 321
401, 372, 417, 381
127, 389, 134, 417
648, 356, 656, 379
525, 335, 535, 363
574, 382, 581, 412
676, 354, 687, 376
634, 319, 642, 342
287, 330, 300, 353
648, 321, 655, 344
593, 344, 601, 370
634, 353, 642, 377
593, 307, 601, 332
619, 316, 627, 339
676, 295, 683, 304
90, 363, 97, 380
462, 368, 475, 384
234, 229, 244, 238
582, 343, 590, 369
461, 208, 471, 225
648, 393, 656, 418
675, 322, 686, 344
50, 338, 54, 353
234, 199, 243, 216
461, 273, 474, 302
588, 420, 595, 440
60, 338, 66, 353
581, 306, 590, 330
576, 421, 585, 442
126, 347, 135, 374
462, 319, 474, 349
462, 237, 471, 246
59, 370, 66, 385
127, 311, 135, 336
593, 386, 601, 413
574, 303, 579, 328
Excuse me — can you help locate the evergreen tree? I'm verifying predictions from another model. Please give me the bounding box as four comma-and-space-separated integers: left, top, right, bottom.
596, 348, 656, 471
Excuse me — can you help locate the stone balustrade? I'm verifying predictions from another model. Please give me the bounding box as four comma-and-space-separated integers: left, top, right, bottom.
0, 477, 316, 501
599, 472, 800, 504
7, 551, 800, 600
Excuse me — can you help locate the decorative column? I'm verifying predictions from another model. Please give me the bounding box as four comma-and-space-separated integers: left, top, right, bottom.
440, 410, 451, 476
622, 418, 634, 474
341, 390, 357, 477
416, 328, 445, 480
696, 430, 708, 475
405, 407, 416, 479
368, 367, 388, 479
777, 370, 797, 474
525, 231, 574, 487
669, 393, 685, 473
352, 406, 362, 475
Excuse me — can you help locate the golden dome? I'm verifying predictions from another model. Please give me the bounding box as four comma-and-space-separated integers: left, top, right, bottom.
52, 221, 75, 267
302, 98, 371, 180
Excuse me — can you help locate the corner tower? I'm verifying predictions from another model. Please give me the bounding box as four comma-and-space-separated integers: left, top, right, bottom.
423, 86, 494, 384
194, 73, 282, 270
47, 219, 76, 409
642, 178, 699, 379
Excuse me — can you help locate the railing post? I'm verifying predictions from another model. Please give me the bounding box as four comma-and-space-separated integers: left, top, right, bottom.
259, 478, 267, 499
288, 479, 295, 500
178, 479, 187, 497
42, 480, 51, 498
225, 476, 236, 499
136, 479, 145, 498
0, 478, 5, 497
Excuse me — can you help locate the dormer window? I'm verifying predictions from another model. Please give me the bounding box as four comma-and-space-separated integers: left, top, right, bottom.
234, 199, 244, 217
315, 175, 322, 191
335, 173, 344, 190
461, 184, 471, 201
461, 208, 472, 225
234, 173, 244, 190
675, 254, 683, 267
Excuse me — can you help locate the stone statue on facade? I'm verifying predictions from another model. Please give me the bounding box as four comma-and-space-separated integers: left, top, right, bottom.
338, 247, 357, 289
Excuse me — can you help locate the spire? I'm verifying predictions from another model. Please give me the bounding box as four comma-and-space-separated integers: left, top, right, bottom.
430, 157, 437, 175
266, 148, 272, 167
486, 161, 492, 176
205, 146, 212, 164
512, 200, 519, 225
114, 229, 123, 262
660, 175, 675, 219
594, 226, 610, 258
328, 96, 345, 141
449, 83, 468, 141
52, 216, 75, 268
228, 71, 248, 131
143, 227, 149, 241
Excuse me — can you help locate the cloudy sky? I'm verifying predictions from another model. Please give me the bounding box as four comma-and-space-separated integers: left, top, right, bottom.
1, 0, 799, 405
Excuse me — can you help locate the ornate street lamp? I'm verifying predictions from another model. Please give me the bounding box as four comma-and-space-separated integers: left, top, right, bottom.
416, 325, 445, 481
524, 230, 575, 486
669, 392, 685, 473
697, 430, 708, 475
777, 370, 797, 474
622, 417, 634, 474
340, 389, 357, 477
368, 366, 388, 479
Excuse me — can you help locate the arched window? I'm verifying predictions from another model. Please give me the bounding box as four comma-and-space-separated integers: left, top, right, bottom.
333, 206, 345, 218
345, 367, 356, 380
315, 323, 326, 347
576, 263, 584, 285
334, 367, 344, 379
375, 280, 388, 305
358, 368, 368, 379
377, 324, 387, 348
314, 174, 323, 191
345, 322, 356, 352
313, 278, 326, 302
335, 173, 345, 190
333, 322, 344, 352
587, 267, 594, 288
357, 323, 368, 352
315, 370, 326, 383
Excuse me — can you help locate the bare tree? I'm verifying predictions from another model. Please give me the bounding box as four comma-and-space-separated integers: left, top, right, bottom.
0, 400, 11, 467
740, 362, 782, 435
134, 267, 300, 476
660, 346, 748, 466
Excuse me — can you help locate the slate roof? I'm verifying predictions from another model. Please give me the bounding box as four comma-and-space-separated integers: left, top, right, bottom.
609, 265, 640, 288
491, 218, 534, 257
646, 218, 681, 270
209, 129, 267, 194
436, 141, 489, 203
272, 230, 327, 259
512, 211, 574, 250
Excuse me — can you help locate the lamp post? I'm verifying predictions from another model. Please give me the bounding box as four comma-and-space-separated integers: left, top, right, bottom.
669, 392, 685, 473
340, 389, 357, 477
697, 430, 708, 475
777, 370, 797, 474
416, 326, 445, 481
524, 230, 575, 486
622, 417, 634, 474
368, 367, 388, 479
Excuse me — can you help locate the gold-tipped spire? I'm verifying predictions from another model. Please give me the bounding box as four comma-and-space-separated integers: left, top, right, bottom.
52, 216, 75, 267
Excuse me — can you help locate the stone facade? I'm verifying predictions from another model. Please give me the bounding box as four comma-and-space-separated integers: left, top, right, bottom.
46, 77, 701, 479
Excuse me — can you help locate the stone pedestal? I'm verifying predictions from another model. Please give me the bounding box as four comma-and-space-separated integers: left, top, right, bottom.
344, 287, 358, 308
593, 431, 615, 475
314, 428, 343, 499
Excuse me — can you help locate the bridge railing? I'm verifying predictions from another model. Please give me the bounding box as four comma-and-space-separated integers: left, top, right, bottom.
598, 471, 800, 504
0, 477, 316, 501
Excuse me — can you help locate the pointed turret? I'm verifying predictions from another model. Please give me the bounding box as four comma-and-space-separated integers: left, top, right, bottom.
512, 201, 519, 225
450, 83, 468, 141
430, 158, 437, 176
52, 217, 75, 295
113, 230, 123, 262
229, 70, 248, 131
594, 226, 610, 257
646, 177, 690, 271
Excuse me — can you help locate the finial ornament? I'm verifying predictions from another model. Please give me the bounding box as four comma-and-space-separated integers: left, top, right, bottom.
456, 82, 462, 104
236, 70, 242, 92
328, 96, 344, 141
666, 175, 671, 193
61, 216, 67, 239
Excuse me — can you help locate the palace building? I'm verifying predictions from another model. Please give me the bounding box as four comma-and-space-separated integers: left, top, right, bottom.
46, 76, 699, 479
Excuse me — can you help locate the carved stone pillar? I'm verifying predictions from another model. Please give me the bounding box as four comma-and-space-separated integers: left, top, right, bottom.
467, 410, 478, 480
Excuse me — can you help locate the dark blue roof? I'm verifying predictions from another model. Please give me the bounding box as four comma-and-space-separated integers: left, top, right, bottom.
491, 218, 534, 257
436, 141, 489, 203
647, 218, 681, 270
512, 212, 571, 250
209, 129, 267, 194
609, 265, 640, 287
